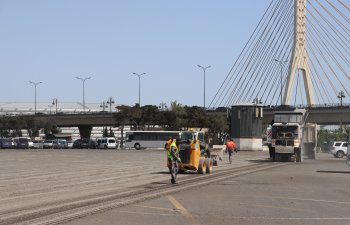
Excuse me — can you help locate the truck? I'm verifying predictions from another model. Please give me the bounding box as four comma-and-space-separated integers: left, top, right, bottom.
268, 109, 306, 162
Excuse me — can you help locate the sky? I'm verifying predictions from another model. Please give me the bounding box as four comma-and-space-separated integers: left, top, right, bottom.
0, 0, 270, 107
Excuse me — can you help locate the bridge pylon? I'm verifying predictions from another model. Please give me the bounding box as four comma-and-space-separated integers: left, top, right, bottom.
283, 0, 315, 106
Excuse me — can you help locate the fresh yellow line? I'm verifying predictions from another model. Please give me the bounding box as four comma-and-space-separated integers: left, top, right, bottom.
135, 204, 175, 212
167, 195, 201, 225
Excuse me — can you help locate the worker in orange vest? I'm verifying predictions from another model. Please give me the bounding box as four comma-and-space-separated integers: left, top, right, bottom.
226, 138, 237, 164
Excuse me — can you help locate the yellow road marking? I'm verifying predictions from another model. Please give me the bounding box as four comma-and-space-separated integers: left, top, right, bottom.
167, 195, 201, 225
135, 204, 176, 212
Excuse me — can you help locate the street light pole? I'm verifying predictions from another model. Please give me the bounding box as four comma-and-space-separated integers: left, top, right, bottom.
107, 96, 115, 113
29, 81, 42, 115
52, 98, 58, 114
132, 72, 146, 107
197, 65, 211, 109
338, 90, 346, 132
76, 76, 91, 113
274, 59, 287, 106
159, 102, 167, 111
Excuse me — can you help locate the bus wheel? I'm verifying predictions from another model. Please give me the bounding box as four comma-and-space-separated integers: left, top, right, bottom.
134, 143, 141, 150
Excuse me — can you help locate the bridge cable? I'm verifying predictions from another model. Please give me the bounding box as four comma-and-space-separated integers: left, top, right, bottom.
337, 0, 350, 12
307, 7, 350, 55
315, 0, 350, 36
233, 0, 292, 104
307, 16, 350, 68
308, 33, 348, 97
226, 0, 288, 106
244, 2, 294, 103
220, 0, 285, 107
224, 0, 285, 106
208, 0, 278, 108
307, 20, 350, 81
309, 1, 350, 46
325, 0, 350, 24
253, 4, 294, 103
307, 26, 350, 95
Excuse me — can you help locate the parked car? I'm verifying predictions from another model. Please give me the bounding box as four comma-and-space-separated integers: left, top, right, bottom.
28, 139, 34, 149
67, 141, 74, 149
73, 139, 97, 149
329, 141, 348, 158
97, 137, 117, 149
43, 140, 54, 149
32, 140, 44, 149
0, 138, 13, 149
13, 137, 29, 149
53, 139, 68, 149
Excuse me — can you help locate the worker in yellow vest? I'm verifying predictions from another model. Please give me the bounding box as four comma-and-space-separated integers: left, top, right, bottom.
168, 138, 181, 184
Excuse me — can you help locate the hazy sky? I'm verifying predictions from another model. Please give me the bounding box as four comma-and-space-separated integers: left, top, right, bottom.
0, 0, 270, 107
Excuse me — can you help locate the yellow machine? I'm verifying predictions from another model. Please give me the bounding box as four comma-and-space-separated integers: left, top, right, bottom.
167, 131, 213, 174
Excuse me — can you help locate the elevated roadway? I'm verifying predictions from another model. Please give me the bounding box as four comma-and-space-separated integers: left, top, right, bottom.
32, 106, 350, 128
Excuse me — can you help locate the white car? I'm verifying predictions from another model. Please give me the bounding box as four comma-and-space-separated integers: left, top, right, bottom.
330, 141, 348, 158
97, 137, 117, 149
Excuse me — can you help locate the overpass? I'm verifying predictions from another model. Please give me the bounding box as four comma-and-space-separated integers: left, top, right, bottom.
29, 105, 349, 138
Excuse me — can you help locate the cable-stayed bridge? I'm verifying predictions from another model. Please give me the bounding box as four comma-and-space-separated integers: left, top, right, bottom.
210, 0, 350, 109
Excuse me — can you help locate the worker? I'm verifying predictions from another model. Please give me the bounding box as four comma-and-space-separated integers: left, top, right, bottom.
168, 138, 181, 184
226, 138, 237, 164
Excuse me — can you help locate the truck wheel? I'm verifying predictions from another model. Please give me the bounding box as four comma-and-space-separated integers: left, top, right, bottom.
205, 158, 213, 174
336, 151, 345, 158
295, 148, 302, 162
198, 158, 207, 174
134, 143, 141, 150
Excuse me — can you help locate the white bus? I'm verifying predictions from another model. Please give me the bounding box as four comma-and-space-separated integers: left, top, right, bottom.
125, 130, 206, 150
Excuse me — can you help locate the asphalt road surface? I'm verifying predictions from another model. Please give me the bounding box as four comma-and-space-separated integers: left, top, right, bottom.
62, 153, 350, 225
1, 149, 349, 225
0, 148, 265, 225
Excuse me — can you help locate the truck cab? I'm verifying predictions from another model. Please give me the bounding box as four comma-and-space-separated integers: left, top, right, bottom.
270, 110, 305, 162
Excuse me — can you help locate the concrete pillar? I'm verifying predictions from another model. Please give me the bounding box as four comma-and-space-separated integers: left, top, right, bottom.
78, 125, 92, 139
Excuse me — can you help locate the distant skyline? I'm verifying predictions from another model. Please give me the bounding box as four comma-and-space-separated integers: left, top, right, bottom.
0, 0, 270, 107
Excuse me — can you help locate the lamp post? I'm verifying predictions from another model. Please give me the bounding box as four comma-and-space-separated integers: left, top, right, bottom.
159, 102, 167, 111
197, 65, 211, 109
107, 96, 115, 113
48, 105, 53, 115
52, 98, 58, 114
338, 90, 346, 132
100, 101, 108, 112
132, 72, 146, 107
76, 76, 91, 113
29, 81, 42, 115
274, 59, 288, 106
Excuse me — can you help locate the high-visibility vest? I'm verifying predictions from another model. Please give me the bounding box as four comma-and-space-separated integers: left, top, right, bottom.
226, 141, 236, 151
168, 140, 179, 160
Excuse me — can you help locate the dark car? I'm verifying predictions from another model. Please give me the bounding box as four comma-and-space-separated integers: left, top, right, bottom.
13, 137, 29, 149
73, 139, 97, 149
0, 138, 13, 149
